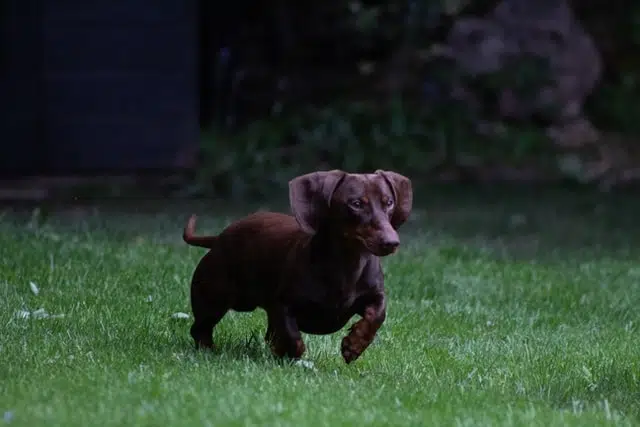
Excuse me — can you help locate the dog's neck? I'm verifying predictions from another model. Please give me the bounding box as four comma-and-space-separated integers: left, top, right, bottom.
308, 226, 371, 271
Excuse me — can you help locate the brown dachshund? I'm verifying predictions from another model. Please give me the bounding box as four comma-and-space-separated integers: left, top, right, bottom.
182, 169, 412, 364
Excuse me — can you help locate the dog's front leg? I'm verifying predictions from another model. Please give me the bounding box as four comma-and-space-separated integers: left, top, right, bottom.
265, 306, 306, 360
341, 293, 386, 364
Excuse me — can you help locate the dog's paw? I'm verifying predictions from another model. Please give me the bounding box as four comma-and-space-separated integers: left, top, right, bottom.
195, 340, 214, 351
269, 336, 306, 360
340, 338, 360, 364
340, 320, 375, 364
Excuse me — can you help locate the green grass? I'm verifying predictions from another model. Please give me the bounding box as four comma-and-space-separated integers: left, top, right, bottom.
1, 186, 640, 426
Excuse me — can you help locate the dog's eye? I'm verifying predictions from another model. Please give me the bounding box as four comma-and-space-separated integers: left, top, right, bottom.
385, 199, 394, 208
349, 199, 364, 209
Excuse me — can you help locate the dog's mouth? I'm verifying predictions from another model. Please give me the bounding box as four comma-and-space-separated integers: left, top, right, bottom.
349, 234, 398, 257
370, 243, 398, 257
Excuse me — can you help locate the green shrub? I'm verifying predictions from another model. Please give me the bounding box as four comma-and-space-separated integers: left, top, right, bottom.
195, 96, 558, 199
197, 101, 443, 199
587, 74, 640, 135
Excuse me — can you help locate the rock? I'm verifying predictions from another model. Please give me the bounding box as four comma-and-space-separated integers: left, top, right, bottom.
546, 116, 600, 148
437, 0, 602, 124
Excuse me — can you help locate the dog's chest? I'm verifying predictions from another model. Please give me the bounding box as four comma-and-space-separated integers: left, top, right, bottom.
288, 263, 374, 334
291, 277, 359, 334
311, 277, 356, 306
294, 266, 364, 309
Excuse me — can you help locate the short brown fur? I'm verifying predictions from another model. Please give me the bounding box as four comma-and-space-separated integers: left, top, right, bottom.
183, 169, 413, 363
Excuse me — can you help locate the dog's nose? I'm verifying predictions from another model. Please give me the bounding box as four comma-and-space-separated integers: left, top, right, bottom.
380, 239, 400, 253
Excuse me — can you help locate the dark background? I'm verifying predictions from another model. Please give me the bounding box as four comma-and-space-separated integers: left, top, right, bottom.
1, 0, 639, 199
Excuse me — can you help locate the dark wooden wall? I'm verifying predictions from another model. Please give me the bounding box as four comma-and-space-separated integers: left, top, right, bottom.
1, 0, 45, 175
0, 0, 198, 176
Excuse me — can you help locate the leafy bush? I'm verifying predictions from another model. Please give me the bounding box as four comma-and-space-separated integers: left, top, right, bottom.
196, 101, 442, 199
587, 74, 640, 135
192, 0, 640, 197
195, 96, 557, 199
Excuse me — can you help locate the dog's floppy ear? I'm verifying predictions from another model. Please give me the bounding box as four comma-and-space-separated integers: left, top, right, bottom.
289, 170, 347, 234
376, 170, 413, 229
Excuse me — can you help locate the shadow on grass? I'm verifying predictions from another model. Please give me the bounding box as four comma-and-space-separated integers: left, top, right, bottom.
161, 324, 293, 366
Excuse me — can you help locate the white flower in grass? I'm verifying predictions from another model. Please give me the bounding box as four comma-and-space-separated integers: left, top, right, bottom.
29, 281, 39, 296
171, 312, 190, 319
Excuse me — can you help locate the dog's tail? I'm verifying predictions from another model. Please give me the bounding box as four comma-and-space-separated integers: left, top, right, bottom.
183, 215, 219, 249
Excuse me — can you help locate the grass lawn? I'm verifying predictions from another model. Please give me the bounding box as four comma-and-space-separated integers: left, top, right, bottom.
1, 186, 640, 426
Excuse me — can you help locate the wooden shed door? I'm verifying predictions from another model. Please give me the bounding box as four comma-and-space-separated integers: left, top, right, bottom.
0, 0, 46, 175
43, 0, 198, 172
0, 0, 198, 175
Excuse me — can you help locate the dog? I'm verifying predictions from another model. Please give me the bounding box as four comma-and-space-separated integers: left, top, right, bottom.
182, 169, 412, 363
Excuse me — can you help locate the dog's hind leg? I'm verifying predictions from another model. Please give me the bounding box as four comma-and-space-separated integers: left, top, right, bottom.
188, 248, 233, 350
190, 300, 228, 350
189, 269, 230, 350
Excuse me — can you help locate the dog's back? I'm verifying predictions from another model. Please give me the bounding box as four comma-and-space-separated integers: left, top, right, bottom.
187, 212, 309, 312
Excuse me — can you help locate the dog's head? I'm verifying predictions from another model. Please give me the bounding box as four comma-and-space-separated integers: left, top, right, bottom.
289, 169, 413, 256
